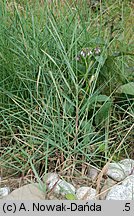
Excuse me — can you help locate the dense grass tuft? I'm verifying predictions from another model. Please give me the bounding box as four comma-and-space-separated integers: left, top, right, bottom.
0, 0, 133, 183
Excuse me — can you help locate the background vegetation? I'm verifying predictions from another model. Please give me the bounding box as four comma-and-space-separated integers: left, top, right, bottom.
0, 0, 133, 186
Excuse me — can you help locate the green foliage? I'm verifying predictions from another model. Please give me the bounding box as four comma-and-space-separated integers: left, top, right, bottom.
0, 0, 133, 179
65, 193, 77, 200
95, 101, 112, 126
116, 82, 134, 95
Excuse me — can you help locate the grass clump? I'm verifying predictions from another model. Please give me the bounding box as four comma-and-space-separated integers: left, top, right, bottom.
0, 0, 133, 186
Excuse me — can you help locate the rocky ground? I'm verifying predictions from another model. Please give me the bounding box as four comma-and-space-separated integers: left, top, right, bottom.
1, 159, 134, 200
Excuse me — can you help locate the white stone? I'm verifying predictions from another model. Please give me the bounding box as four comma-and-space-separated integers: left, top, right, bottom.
2, 183, 45, 200
122, 175, 134, 187
57, 180, 76, 196
106, 175, 134, 200
45, 173, 76, 195
107, 159, 134, 181
46, 173, 59, 185
100, 178, 117, 200
76, 187, 97, 200
0, 187, 10, 198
